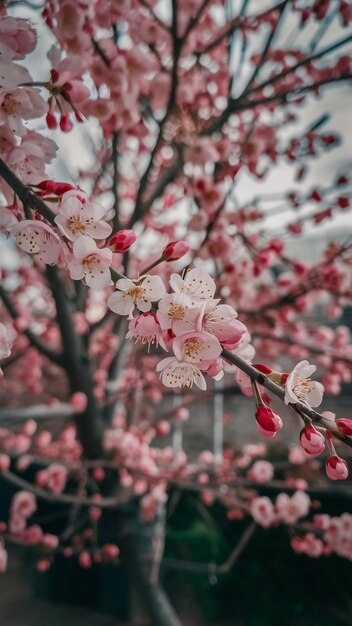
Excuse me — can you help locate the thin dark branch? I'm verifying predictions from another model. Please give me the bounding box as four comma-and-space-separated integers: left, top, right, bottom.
243, 33, 352, 99
242, 0, 289, 94
1, 469, 133, 508
221, 349, 352, 450
111, 131, 121, 230
0, 158, 56, 224
129, 0, 181, 226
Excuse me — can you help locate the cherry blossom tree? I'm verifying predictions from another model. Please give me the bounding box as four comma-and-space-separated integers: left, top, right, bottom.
0, 1, 352, 624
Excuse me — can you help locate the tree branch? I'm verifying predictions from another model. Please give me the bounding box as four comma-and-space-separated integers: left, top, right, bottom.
0, 158, 56, 225
221, 349, 352, 449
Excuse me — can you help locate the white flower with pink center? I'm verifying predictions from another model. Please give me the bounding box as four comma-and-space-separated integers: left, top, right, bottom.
276, 491, 311, 524
250, 496, 276, 528
197, 302, 247, 347
107, 275, 166, 319
284, 360, 324, 407
156, 356, 206, 390
169, 268, 216, 303
10, 219, 65, 265
126, 312, 166, 351
69, 235, 112, 288
156, 293, 198, 335
55, 194, 112, 241
173, 330, 222, 366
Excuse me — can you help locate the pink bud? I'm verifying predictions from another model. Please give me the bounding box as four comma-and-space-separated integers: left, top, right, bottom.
256, 423, 277, 439
102, 544, 120, 559
155, 420, 171, 436
253, 363, 273, 375
300, 426, 325, 456
325, 455, 349, 481
70, 392, 88, 413
37, 558, 51, 572
46, 112, 57, 129
37, 180, 75, 196
0, 454, 10, 472
255, 406, 282, 433
108, 230, 137, 253
162, 240, 190, 261
335, 418, 352, 436
59, 114, 73, 132
79, 551, 92, 569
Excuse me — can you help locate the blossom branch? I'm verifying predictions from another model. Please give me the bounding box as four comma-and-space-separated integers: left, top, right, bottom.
221, 349, 352, 450
0, 158, 56, 225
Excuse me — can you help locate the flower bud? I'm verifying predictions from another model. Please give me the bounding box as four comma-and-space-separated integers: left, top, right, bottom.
300, 426, 325, 456
256, 423, 277, 439
46, 112, 57, 129
253, 363, 273, 375
37, 180, 75, 196
335, 418, 352, 436
70, 392, 88, 413
108, 230, 137, 253
162, 240, 190, 262
255, 406, 282, 433
79, 551, 92, 569
59, 114, 73, 132
325, 455, 349, 481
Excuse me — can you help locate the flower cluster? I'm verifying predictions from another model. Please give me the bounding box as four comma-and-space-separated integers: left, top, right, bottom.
108, 267, 249, 390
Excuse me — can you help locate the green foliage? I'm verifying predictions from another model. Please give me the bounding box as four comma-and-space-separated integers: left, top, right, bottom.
164, 491, 352, 626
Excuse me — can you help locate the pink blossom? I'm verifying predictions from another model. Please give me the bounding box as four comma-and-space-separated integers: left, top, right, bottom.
102, 544, 120, 559
173, 330, 222, 366
247, 460, 274, 483
108, 275, 166, 318
10, 220, 65, 265
10, 490, 37, 519
37, 559, 51, 572
284, 360, 324, 407
169, 268, 216, 303
0, 87, 47, 136
55, 195, 112, 241
276, 491, 311, 524
0, 17, 37, 60
157, 293, 198, 335
70, 392, 88, 413
126, 312, 166, 351
6, 130, 57, 187
70, 236, 113, 288
198, 302, 246, 348
156, 356, 206, 390
0, 454, 10, 472
0, 206, 17, 233
250, 496, 276, 528
46, 463, 68, 494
